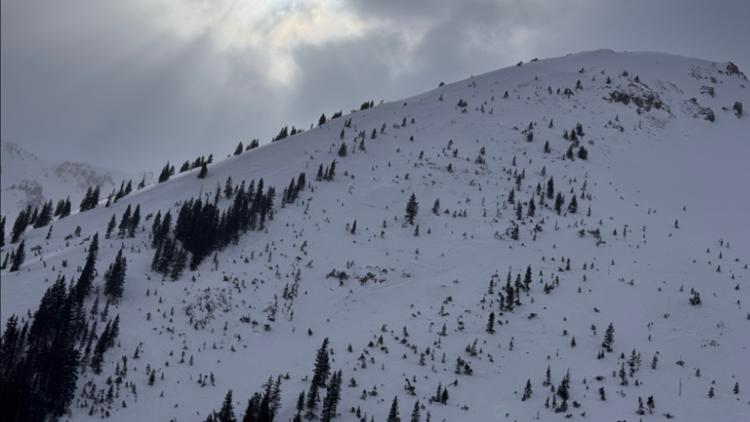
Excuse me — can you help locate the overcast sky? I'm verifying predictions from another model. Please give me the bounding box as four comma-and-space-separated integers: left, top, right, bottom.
2, 0, 748, 172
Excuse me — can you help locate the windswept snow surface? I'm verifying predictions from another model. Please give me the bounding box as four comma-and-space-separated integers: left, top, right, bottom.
2, 50, 749, 421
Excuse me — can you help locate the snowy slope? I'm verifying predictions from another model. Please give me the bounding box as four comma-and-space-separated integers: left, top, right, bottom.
0, 141, 150, 217
1, 50, 749, 422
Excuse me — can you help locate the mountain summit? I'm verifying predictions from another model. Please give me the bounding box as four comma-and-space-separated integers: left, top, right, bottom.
1, 50, 748, 422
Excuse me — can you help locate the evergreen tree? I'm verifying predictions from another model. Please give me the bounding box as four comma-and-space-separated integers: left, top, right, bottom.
11, 207, 30, 243
128, 205, 141, 237
243, 393, 261, 422
296, 173, 306, 195
485, 312, 495, 334
106, 215, 116, 239
405, 194, 418, 225
546, 177, 555, 200
234, 142, 244, 156
3, 275, 82, 420
73, 233, 99, 301
33, 201, 53, 228
152, 211, 171, 248
337, 142, 347, 157
410, 400, 420, 422
217, 390, 237, 422
577, 146, 588, 160
556, 372, 570, 402
80, 187, 93, 210
80, 186, 100, 211
432, 199, 440, 215
554, 193, 564, 215
103, 248, 127, 301
521, 379, 532, 401
9, 240, 25, 272
225, 177, 234, 198
311, 338, 331, 388
62, 197, 72, 217
602, 323, 615, 352
523, 266, 533, 289
387, 396, 401, 422
170, 245, 188, 281
567, 196, 578, 214
295, 391, 305, 420
158, 162, 172, 182
118, 205, 132, 238
327, 160, 336, 181
305, 382, 320, 419
320, 370, 342, 422
54, 199, 66, 216
0, 215, 5, 247
647, 396, 655, 414
198, 162, 208, 179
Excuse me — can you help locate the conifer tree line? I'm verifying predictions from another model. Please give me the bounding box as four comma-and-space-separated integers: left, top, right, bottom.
105, 204, 141, 239
79, 186, 101, 211
0, 276, 81, 421
1, 231, 121, 421
0, 233, 121, 422
272, 125, 305, 142
233, 139, 260, 156
151, 177, 277, 275
157, 155, 215, 184
181, 155, 214, 174
203, 377, 283, 422
202, 339, 345, 422
4, 197, 73, 246
102, 176, 148, 206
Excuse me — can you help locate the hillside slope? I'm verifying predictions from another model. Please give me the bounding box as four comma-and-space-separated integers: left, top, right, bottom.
1, 50, 749, 422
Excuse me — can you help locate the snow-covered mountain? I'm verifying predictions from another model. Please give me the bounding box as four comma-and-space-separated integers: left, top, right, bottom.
0, 141, 149, 217
1, 50, 748, 422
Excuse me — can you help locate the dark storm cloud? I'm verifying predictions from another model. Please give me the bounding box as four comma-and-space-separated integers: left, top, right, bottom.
1, 0, 281, 171
1, 0, 748, 172
289, 0, 581, 125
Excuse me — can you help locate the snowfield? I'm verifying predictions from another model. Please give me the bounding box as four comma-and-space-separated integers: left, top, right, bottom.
1, 49, 749, 422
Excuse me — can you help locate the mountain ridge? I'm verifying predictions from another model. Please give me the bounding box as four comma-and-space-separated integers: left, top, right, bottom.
1, 49, 748, 422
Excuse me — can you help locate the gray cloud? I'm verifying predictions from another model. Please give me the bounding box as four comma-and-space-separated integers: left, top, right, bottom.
2, 0, 748, 172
